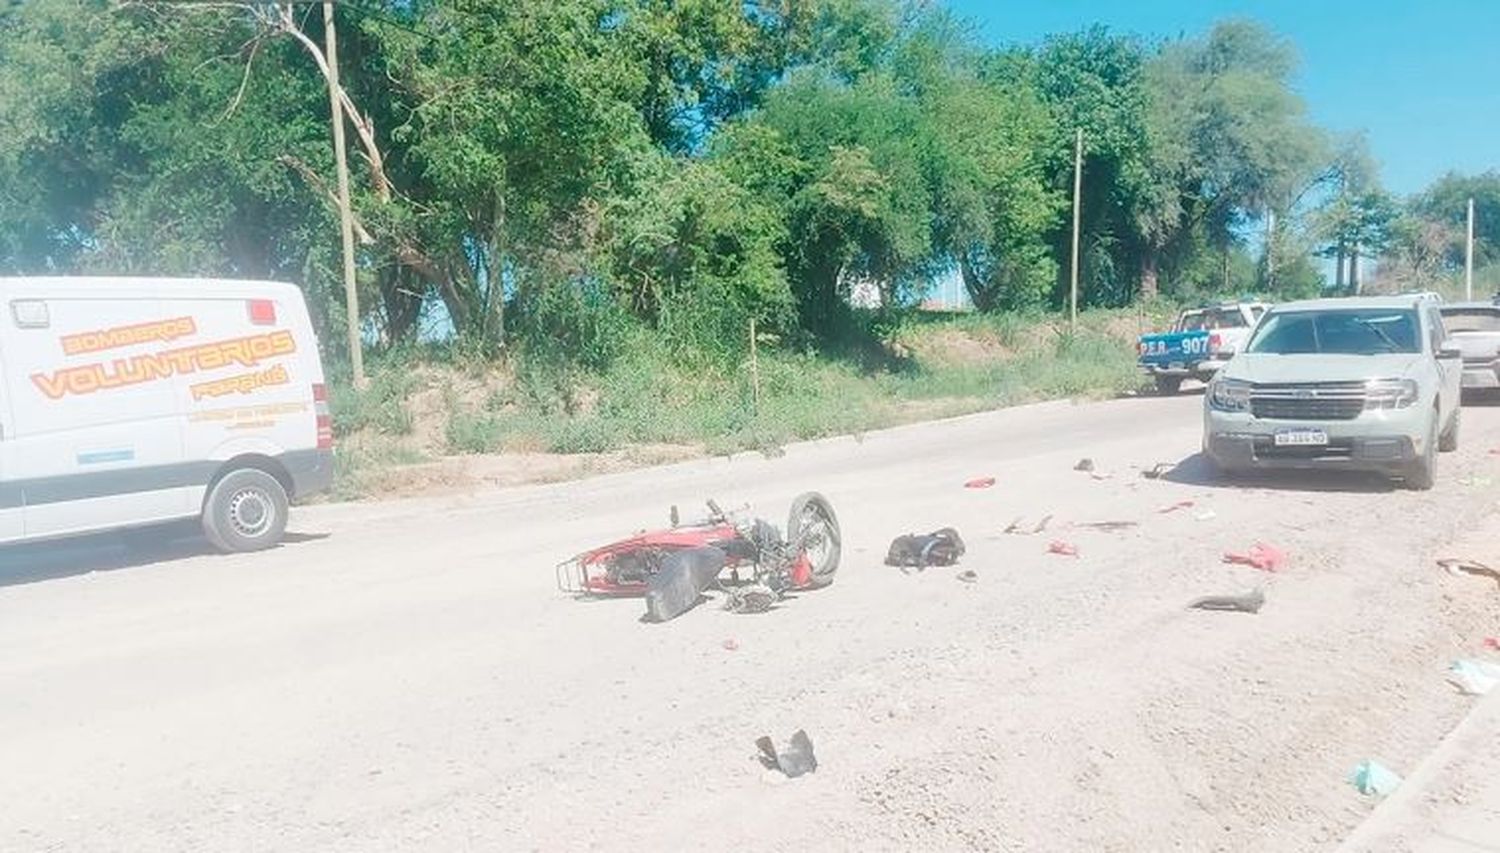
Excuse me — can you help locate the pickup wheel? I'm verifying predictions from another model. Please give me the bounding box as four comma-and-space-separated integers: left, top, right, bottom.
1439, 405, 1460, 452
1405, 411, 1438, 491
1154, 376, 1183, 395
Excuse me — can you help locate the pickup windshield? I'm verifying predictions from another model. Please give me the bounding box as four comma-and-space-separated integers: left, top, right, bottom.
1246, 308, 1421, 355
1440, 308, 1500, 333
1178, 308, 1247, 331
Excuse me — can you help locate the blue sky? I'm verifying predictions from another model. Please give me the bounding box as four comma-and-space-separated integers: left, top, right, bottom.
944, 0, 1500, 196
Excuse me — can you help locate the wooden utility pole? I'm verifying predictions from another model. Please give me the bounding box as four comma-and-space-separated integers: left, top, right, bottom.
1069, 128, 1082, 330
323, 1, 364, 386
1466, 197, 1475, 300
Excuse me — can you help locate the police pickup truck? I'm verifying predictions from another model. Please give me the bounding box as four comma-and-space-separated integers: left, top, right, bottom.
1138, 302, 1268, 394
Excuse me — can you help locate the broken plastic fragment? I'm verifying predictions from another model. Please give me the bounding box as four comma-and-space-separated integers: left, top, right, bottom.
1187, 589, 1264, 613
1157, 500, 1195, 514
1349, 760, 1402, 797
1074, 458, 1095, 473
965, 477, 996, 489
1438, 558, 1500, 588
756, 730, 817, 778
1047, 540, 1079, 557
1223, 543, 1287, 572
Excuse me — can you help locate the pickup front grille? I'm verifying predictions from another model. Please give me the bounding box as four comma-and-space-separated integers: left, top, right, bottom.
1249, 382, 1366, 421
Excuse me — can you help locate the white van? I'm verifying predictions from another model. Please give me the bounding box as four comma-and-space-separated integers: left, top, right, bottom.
0, 277, 334, 552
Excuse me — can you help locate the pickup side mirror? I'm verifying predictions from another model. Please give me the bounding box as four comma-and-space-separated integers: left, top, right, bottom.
1437, 344, 1462, 360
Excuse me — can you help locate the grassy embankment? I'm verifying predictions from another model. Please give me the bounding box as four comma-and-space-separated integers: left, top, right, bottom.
326, 306, 1175, 500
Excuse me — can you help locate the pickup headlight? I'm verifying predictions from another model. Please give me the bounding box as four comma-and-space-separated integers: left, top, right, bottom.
1365, 378, 1419, 410
1209, 378, 1252, 412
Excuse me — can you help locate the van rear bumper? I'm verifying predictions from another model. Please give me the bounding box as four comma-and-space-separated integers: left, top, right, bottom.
281, 449, 334, 499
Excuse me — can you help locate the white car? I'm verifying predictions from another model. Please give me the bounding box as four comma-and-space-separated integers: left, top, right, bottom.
0, 277, 333, 550
1203, 295, 1462, 489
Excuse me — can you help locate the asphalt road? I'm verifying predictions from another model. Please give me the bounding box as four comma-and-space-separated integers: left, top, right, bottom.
6, 392, 1500, 851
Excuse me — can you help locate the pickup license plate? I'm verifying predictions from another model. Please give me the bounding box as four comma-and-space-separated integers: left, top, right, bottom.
1274, 429, 1328, 447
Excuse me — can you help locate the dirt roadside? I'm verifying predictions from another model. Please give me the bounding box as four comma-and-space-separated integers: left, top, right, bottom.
3, 394, 1500, 851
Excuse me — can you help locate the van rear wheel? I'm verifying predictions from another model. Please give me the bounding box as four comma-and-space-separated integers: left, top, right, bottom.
202, 468, 289, 553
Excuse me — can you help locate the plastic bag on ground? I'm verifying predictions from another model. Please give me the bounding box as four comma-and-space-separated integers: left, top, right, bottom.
1447, 659, 1500, 696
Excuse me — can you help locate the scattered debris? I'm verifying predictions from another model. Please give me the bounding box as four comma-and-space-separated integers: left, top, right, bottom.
1223, 543, 1287, 572
723, 584, 779, 614
1194, 509, 1218, 521
964, 477, 996, 489
1438, 558, 1500, 588
1090, 471, 1114, 481
886, 528, 966, 571
1349, 760, 1402, 797
1447, 660, 1500, 696
1004, 515, 1052, 535
756, 730, 817, 778
1047, 540, 1079, 558
1484, 637, 1500, 652
1141, 462, 1176, 480
1074, 458, 1096, 473
1187, 589, 1265, 614
722, 638, 740, 651
1158, 500, 1195, 514
1076, 521, 1138, 533
956, 569, 978, 583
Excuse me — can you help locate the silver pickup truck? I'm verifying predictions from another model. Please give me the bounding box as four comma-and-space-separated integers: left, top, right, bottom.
1203, 295, 1462, 490
1439, 300, 1500, 391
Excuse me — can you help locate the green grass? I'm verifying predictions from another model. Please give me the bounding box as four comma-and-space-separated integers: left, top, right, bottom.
326, 308, 1155, 498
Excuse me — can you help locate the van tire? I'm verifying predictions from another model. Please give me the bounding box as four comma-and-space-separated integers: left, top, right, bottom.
202, 468, 289, 553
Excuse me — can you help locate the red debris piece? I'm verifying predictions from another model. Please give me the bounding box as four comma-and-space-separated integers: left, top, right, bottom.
1047, 540, 1079, 558
722, 639, 740, 651
1483, 637, 1500, 652
1223, 542, 1287, 572
1157, 500, 1196, 514
965, 477, 997, 489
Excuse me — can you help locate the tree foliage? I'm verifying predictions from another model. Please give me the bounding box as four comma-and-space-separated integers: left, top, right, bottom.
0, 2, 1357, 365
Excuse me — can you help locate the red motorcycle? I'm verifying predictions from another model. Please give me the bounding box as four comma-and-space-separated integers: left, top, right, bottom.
556, 493, 841, 622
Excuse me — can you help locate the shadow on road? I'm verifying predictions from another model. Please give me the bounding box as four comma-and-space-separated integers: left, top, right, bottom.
0, 524, 331, 589
1164, 451, 1398, 494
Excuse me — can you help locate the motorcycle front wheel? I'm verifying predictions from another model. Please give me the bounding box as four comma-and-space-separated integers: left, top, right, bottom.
787, 492, 841, 589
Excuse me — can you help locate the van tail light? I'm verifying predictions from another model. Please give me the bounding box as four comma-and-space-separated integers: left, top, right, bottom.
313, 383, 333, 449
247, 299, 277, 325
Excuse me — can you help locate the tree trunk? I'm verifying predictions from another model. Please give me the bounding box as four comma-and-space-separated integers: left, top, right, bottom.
380, 268, 422, 345
1335, 242, 1346, 291
1140, 250, 1159, 300
1350, 245, 1361, 295
1222, 245, 1230, 292
958, 253, 997, 312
